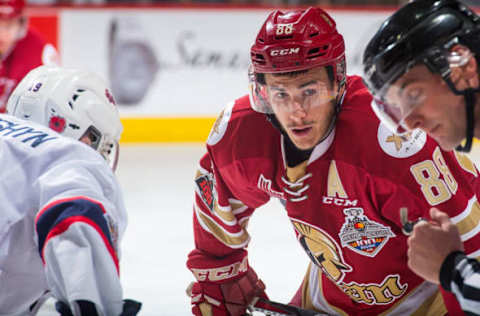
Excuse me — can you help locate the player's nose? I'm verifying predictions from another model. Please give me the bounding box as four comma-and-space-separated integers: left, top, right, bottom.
404, 112, 424, 131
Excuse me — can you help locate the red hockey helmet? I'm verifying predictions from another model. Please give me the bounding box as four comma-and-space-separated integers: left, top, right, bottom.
0, 0, 24, 18
251, 7, 345, 75
249, 7, 346, 113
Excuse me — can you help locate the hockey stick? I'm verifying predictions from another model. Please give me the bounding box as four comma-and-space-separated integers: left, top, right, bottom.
248, 297, 328, 316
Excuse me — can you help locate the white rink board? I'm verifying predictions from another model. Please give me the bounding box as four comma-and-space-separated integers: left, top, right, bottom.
60, 9, 392, 116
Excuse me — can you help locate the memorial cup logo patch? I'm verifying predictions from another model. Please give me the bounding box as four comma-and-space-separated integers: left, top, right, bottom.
339, 208, 395, 257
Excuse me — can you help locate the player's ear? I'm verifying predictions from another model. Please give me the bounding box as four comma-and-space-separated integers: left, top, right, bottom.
449, 44, 479, 90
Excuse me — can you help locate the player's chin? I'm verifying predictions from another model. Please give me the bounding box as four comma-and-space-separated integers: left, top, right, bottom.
289, 136, 316, 151
435, 135, 460, 152
289, 129, 325, 151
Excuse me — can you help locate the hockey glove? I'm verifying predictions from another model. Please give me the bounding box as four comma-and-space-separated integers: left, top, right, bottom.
188, 268, 266, 316
55, 299, 142, 316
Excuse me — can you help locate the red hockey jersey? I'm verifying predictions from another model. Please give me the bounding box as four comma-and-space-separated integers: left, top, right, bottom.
188, 75, 480, 315
0, 28, 58, 112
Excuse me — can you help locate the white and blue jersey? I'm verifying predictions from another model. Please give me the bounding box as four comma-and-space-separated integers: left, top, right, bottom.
0, 115, 127, 315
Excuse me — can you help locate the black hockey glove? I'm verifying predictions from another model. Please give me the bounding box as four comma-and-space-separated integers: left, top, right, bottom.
55, 299, 142, 316
120, 299, 142, 316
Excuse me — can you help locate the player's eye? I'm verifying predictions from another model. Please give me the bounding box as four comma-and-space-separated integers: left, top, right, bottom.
89, 133, 98, 144
274, 91, 288, 99
303, 89, 317, 97
406, 87, 422, 101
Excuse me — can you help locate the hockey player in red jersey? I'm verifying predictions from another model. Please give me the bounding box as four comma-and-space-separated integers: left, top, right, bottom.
0, 0, 58, 112
187, 6, 480, 316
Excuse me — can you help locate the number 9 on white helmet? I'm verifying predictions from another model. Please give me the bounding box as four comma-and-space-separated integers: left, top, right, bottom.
6, 65, 123, 171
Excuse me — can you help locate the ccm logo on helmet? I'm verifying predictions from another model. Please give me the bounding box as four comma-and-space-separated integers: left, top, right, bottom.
270, 48, 300, 56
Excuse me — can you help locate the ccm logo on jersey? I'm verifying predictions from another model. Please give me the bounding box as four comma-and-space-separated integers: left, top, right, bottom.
270, 48, 300, 56
323, 196, 358, 206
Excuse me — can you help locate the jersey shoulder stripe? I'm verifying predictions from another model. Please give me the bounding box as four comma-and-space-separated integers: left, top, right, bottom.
35, 196, 119, 273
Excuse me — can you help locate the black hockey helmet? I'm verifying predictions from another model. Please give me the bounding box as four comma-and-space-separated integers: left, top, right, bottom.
362, 0, 480, 151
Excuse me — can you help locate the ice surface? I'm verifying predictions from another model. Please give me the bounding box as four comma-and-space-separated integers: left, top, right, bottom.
37, 143, 480, 315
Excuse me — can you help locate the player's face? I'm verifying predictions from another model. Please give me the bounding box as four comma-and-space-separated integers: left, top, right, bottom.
265, 67, 337, 150
0, 16, 22, 55
384, 64, 466, 151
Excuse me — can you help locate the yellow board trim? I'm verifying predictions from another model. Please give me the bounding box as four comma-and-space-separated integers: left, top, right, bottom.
120, 119, 480, 144
120, 117, 216, 143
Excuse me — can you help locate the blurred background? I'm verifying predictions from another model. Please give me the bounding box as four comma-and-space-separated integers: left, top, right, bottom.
22, 0, 480, 144
24, 0, 480, 7
24, 0, 442, 144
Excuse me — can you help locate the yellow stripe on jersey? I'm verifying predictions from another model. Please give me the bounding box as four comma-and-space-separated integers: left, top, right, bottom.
403, 291, 447, 316
454, 151, 478, 177
455, 201, 480, 238
195, 204, 250, 248
212, 203, 237, 224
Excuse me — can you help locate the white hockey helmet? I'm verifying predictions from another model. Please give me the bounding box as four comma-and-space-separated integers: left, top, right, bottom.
7, 65, 123, 170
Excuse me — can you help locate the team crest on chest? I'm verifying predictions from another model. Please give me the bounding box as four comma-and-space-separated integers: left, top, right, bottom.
292, 220, 352, 283
339, 207, 395, 257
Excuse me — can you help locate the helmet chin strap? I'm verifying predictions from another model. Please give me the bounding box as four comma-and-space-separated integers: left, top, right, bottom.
456, 90, 475, 152
440, 67, 478, 152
